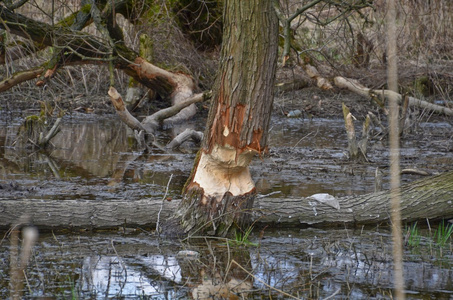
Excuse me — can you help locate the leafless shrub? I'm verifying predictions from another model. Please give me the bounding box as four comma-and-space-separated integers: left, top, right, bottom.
0, 0, 218, 111
281, 0, 453, 101
120, 2, 218, 90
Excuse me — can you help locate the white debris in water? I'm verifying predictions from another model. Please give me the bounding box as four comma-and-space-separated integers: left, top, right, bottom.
287, 110, 302, 118
176, 250, 200, 260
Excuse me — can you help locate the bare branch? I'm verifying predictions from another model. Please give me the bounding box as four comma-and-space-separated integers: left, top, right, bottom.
166, 128, 203, 150
142, 91, 211, 131
39, 117, 62, 147
334, 76, 453, 116
0, 66, 44, 92
4, 0, 29, 10
108, 87, 146, 133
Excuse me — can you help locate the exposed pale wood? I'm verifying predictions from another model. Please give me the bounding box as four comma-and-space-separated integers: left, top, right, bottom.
1, 171, 452, 230
341, 103, 369, 162
193, 147, 255, 198
304, 64, 333, 90
0, 4, 194, 100
342, 103, 358, 158
174, 0, 280, 237
108, 87, 146, 133
166, 128, 203, 149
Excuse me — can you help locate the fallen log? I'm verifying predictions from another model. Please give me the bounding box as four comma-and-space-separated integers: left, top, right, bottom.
334, 76, 453, 116
0, 171, 452, 231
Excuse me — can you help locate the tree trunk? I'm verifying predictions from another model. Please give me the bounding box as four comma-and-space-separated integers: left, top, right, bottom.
1, 171, 452, 230
169, 0, 279, 237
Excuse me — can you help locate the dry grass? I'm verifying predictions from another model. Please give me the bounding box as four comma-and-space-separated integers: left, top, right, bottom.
2, 0, 451, 108
0, 0, 218, 111
281, 0, 453, 101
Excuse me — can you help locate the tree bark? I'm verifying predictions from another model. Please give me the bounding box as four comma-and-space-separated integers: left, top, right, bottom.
0, 3, 203, 139
0, 4, 192, 101
169, 0, 279, 237
0, 67, 44, 93
334, 76, 453, 116
0, 171, 452, 230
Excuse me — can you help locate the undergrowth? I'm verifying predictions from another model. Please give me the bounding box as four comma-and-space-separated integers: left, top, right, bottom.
405, 220, 453, 256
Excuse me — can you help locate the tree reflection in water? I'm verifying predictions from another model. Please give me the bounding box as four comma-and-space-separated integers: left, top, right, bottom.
1, 228, 451, 299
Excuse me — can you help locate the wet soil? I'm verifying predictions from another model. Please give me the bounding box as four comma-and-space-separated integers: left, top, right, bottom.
1, 226, 452, 299
1, 88, 452, 201
1, 88, 453, 298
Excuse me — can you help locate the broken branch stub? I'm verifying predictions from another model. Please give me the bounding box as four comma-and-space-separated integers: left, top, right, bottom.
342, 103, 367, 162
108, 87, 146, 133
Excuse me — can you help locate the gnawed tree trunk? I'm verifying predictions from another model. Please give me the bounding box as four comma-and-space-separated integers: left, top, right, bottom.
342, 103, 371, 162
167, 0, 279, 237
0, 170, 452, 230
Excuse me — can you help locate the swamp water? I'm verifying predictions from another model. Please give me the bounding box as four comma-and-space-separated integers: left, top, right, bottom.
1, 111, 453, 299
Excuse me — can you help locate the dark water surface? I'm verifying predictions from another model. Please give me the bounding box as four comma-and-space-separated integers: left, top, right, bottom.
1, 228, 452, 299
1, 111, 453, 298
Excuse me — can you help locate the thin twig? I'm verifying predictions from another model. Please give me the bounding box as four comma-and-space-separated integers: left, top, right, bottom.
156, 174, 173, 235
324, 288, 341, 300
231, 260, 301, 300
257, 191, 282, 199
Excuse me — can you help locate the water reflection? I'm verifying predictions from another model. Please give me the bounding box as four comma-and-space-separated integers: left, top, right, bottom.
1, 114, 452, 199
0, 114, 196, 197
1, 112, 453, 298
0, 115, 363, 200
81, 255, 185, 298
1, 228, 452, 298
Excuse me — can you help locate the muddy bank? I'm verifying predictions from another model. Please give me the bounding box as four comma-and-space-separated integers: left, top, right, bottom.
1, 88, 452, 199
0, 91, 452, 230
1, 89, 453, 299
1, 226, 452, 299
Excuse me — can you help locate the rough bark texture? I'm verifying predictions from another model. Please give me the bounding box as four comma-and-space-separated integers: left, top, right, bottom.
334, 76, 453, 116
0, 4, 192, 101
0, 67, 44, 93
0, 171, 452, 230
172, 0, 279, 237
